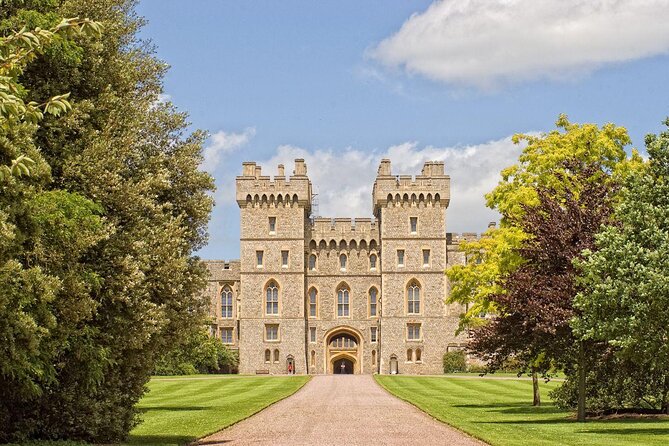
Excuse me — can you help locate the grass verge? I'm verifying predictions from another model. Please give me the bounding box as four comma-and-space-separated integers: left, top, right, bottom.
375, 375, 669, 446
127, 374, 310, 445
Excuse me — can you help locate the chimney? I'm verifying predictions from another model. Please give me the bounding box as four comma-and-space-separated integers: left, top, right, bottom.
421, 161, 432, 176
254, 165, 262, 179
293, 159, 307, 176
277, 164, 285, 177
378, 159, 391, 176
242, 162, 256, 177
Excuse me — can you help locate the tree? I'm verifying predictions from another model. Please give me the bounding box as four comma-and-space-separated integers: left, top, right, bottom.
1, 1, 214, 441
468, 163, 617, 406
573, 120, 669, 414
447, 115, 637, 331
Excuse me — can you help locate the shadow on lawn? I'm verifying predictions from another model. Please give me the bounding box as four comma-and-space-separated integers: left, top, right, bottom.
580, 427, 669, 436
126, 434, 196, 445
138, 406, 208, 412
454, 402, 563, 415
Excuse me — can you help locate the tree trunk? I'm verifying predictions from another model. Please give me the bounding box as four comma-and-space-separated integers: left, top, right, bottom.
577, 342, 586, 422
532, 368, 541, 407
663, 374, 669, 415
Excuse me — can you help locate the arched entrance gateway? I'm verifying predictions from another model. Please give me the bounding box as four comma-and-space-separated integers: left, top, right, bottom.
325, 327, 362, 374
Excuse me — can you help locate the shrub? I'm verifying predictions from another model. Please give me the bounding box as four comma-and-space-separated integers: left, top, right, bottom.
443, 350, 467, 373
155, 326, 239, 375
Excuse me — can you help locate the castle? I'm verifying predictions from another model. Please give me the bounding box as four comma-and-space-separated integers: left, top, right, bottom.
203, 158, 480, 375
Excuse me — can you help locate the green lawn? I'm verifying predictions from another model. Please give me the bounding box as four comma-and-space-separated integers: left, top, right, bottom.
128, 375, 310, 445
375, 375, 669, 446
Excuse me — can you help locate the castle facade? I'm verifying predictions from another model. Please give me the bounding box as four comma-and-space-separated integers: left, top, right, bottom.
204, 158, 477, 375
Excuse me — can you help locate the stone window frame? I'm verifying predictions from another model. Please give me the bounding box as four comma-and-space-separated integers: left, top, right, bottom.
268, 216, 277, 234
405, 279, 422, 315
372, 349, 377, 366
415, 348, 423, 363
409, 216, 418, 234
307, 286, 319, 318
256, 250, 264, 268
397, 249, 405, 267
339, 252, 348, 272
407, 323, 422, 341
309, 327, 317, 343
265, 323, 280, 342
308, 253, 317, 271
406, 348, 413, 363
264, 279, 281, 316
273, 348, 280, 363
422, 247, 431, 268
369, 252, 378, 271
264, 348, 271, 363
370, 326, 378, 343
220, 284, 234, 318
281, 249, 289, 268
220, 327, 233, 344
368, 286, 379, 318
336, 282, 351, 318
311, 350, 316, 367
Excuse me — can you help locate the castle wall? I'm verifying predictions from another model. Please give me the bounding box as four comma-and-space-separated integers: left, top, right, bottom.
205, 158, 473, 375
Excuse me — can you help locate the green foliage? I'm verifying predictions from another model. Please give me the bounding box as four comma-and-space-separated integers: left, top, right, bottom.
572, 120, 669, 413
447, 115, 637, 331
0, 0, 214, 442
155, 325, 239, 375
443, 350, 467, 373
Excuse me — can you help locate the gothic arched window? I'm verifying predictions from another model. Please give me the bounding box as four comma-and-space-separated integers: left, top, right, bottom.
337, 285, 350, 317
266, 281, 279, 315
339, 254, 347, 271
308, 288, 318, 318
221, 285, 233, 318
407, 280, 421, 314
369, 287, 378, 317
309, 254, 317, 271
369, 253, 377, 270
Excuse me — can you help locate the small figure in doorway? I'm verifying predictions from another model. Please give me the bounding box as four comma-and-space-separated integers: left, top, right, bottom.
288, 362, 293, 374
340, 362, 346, 374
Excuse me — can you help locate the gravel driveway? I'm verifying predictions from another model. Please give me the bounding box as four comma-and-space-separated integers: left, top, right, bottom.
198, 375, 485, 445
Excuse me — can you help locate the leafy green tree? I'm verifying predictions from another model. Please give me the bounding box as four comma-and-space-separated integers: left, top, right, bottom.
469, 163, 617, 406
573, 120, 669, 414
447, 115, 637, 330
155, 324, 239, 375
1, 0, 214, 441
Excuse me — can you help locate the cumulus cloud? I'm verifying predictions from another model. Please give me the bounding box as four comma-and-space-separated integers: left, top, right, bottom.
370, 0, 669, 88
223, 136, 524, 233
202, 127, 256, 173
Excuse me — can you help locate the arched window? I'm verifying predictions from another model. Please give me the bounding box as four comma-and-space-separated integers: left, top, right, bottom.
369, 287, 378, 317
337, 285, 350, 317
372, 349, 377, 366
273, 349, 280, 363
407, 280, 421, 314
221, 285, 233, 318
369, 253, 377, 270
264, 349, 271, 363
407, 349, 413, 362
308, 288, 318, 318
339, 254, 347, 271
415, 348, 422, 362
266, 281, 279, 315
311, 350, 316, 367
309, 254, 317, 271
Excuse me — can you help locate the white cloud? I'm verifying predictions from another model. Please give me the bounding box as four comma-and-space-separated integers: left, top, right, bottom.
370, 0, 669, 88
221, 136, 525, 233
202, 127, 256, 173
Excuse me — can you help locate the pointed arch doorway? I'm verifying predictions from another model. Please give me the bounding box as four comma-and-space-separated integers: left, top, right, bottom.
325, 327, 363, 374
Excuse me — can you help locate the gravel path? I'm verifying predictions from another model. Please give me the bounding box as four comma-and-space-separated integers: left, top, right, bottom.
198, 375, 485, 446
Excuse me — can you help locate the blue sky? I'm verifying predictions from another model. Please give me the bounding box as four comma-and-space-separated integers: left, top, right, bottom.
136, 0, 669, 260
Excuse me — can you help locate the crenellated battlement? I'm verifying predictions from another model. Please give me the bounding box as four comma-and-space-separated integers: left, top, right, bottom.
372, 159, 450, 216
446, 232, 485, 244
236, 159, 312, 210
307, 217, 380, 252
205, 259, 241, 280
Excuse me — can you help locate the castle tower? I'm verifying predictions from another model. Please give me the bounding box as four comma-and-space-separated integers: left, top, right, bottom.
236, 160, 311, 374
372, 159, 455, 374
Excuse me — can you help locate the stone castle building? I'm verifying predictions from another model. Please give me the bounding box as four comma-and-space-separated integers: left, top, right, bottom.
203, 158, 481, 375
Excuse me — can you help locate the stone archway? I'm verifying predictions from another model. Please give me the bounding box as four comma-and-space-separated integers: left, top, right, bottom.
325, 327, 363, 374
